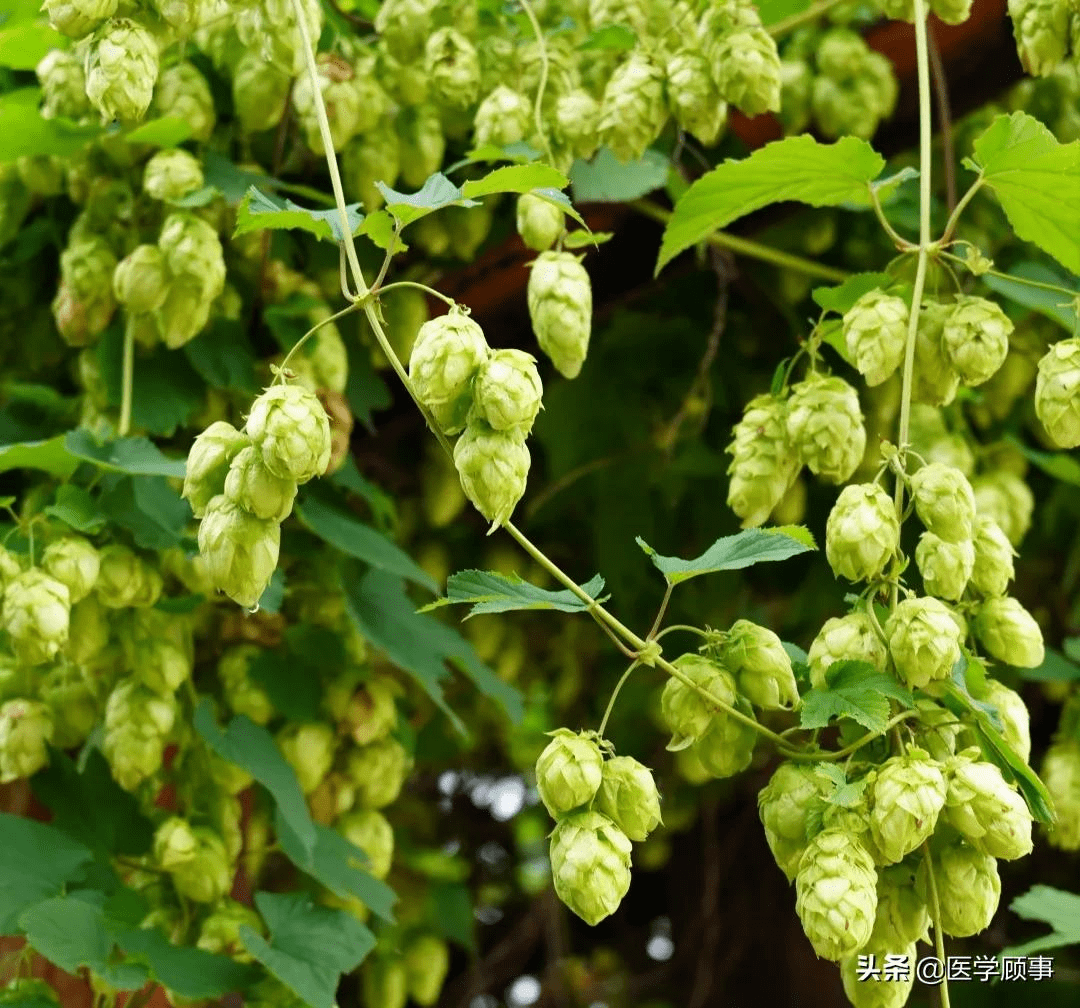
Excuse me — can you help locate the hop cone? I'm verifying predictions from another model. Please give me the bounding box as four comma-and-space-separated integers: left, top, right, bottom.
1009, 0, 1070, 76
868, 749, 947, 864
375, 0, 435, 60
516, 194, 564, 253
660, 653, 733, 750
151, 62, 215, 142
114, 244, 168, 314
3, 570, 70, 666
913, 301, 960, 406
232, 52, 291, 133
224, 445, 298, 523
397, 105, 445, 189
41, 536, 99, 604
726, 393, 799, 527
473, 86, 532, 149
595, 755, 662, 841
408, 309, 490, 435
423, 27, 479, 108
95, 544, 161, 608
692, 699, 759, 779
85, 18, 159, 123
972, 470, 1034, 547
711, 27, 782, 117
37, 49, 91, 120
345, 736, 410, 809
143, 149, 203, 203
453, 421, 530, 530
171, 828, 232, 903
909, 462, 976, 543
941, 295, 1013, 386
292, 55, 376, 154
666, 51, 727, 147
826, 483, 899, 583
550, 810, 632, 925
0, 700, 54, 783
197, 901, 264, 962
277, 722, 337, 795
198, 495, 280, 609
39, 664, 97, 749
886, 596, 962, 689
841, 942, 915, 1008
246, 383, 332, 483
758, 762, 832, 880
338, 808, 394, 879
554, 89, 601, 160
102, 681, 177, 790
795, 828, 877, 960
916, 839, 1000, 937
785, 374, 865, 483
527, 251, 592, 380
967, 517, 1014, 600
598, 51, 668, 163
154, 816, 198, 869
1042, 738, 1080, 850
534, 729, 604, 819
973, 596, 1045, 668
404, 934, 450, 1007
944, 750, 1033, 858
720, 619, 799, 709
871, 863, 929, 947
53, 237, 118, 347
933, 0, 975, 22
120, 607, 192, 695
472, 348, 543, 435
183, 421, 248, 518
808, 612, 888, 690
915, 532, 974, 601
777, 59, 812, 134
1035, 338, 1080, 447
342, 120, 400, 211
842, 290, 908, 387
982, 679, 1031, 762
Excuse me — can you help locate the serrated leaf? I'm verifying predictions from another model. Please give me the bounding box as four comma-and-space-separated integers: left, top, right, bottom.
234, 187, 363, 243
0, 435, 78, 478
871, 165, 920, 205
64, 429, 186, 477
328, 457, 397, 532
420, 569, 607, 617
113, 925, 260, 998
971, 112, 1080, 276
782, 641, 809, 665
377, 173, 479, 227
0, 25, 67, 69
43, 483, 107, 534
357, 209, 399, 252
193, 700, 316, 861
460, 163, 568, 199
0, 89, 101, 161
982, 262, 1079, 334
655, 135, 884, 274
240, 892, 376, 1008
295, 495, 436, 593
636, 526, 816, 586
1002, 885, 1080, 957
123, 117, 192, 147
577, 24, 637, 49
202, 151, 273, 204
563, 229, 613, 249
799, 661, 913, 732
812, 272, 893, 313
571, 147, 669, 203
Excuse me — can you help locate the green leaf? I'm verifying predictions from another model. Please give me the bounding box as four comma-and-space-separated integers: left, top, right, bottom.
421, 569, 608, 617
123, 117, 192, 147
757, 0, 814, 25
812, 272, 893, 314
1014, 647, 1080, 682
113, 926, 260, 998
636, 526, 816, 586
0, 813, 94, 933
655, 135, 884, 274
99, 474, 190, 550
377, 172, 479, 227
295, 495, 436, 593
259, 566, 285, 614
1002, 885, 1080, 957
577, 24, 637, 49
234, 187, 363, 244
982, 262, 1079, 334
183, 319, 259, 393
344, 333, 392, 431
193, 700, 317, 861
0, 25, 67, 69
0, 977, 61, 1006
202, 151, 273, 204
970, 112, 1080, 276
571, 148, 669, 203
460, 163, 568, 199
64, 429, 187, 477
357, 209, 399, 252
563, 229, 613, 249
328, 457, 397, 533
798, 661, 914, 732
0, 435, 78, 478
1006, 435, 1080, 487
274, 811, 397, 924
248, 633, 326, 723
239, 892, 376, 1008
426, 882, 476, 951
43, 484, 108, 534
0, 89, 101, 162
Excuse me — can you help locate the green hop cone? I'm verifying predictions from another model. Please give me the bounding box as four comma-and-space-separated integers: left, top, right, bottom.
972, 470, 1034, 547
973, 596, 1045, 668
342, 119, 400, 211
886, 596, 962, 690
726, 393, 800, 528
842, 290, 908, 387
39, 664, 98, 749
408, 308, 490, 435
245, 383, 332, 483
871, 863, 929, 947
171, 828, 232, 903
85, 18, 160, 123
374, 0, 434, 60
338, 808, 394, 879
182, 421, 249, 518
692, 700, 758, 779
95, 544, 162, 608
151, 62, 215, 142
941, 295, 1013, 386
909, 462, 977, 543
554, 89, 601, 160
841, 942, 915, 1008
41, 536, 99, 604
915, 532, 974, 601
102, 680, 177, 791
143, 149, 203, 203
154, 816, 198, 870
916, 838, 1000, 937
660, 652, 733, 750
53, 237, 118, 347
913, 301, 961, 406
345, 736, 411, 809
868, 749, 947, 864
0, 700, 54, 782
37, 49, 91, 119
1035, 338, 1080, 447
224, 445, 298, 523
291, 55, 369, 154
3, 569, 70, 666
932, 0, 974, 22
113, 244, 168, 314
534, 728, 604, 819
424, 27, 479, 108
1009, 0, 1070, 76
197, 900, 264, 962
808, 612, 888, 690
777, 58, 812, 134
232, 52, 292, 133
711, 27, 782, 117
362, 958, 407, 1008
527, 251, 593, 380
404, 934, 450, 1007
397, 104, 445, 189
597, 50, 667, 163
944, 749, 1033, 858
473, 86, 532, 148
550, 810, 633, 926
758, 762, 832, 880
785, 374, 865, 483
825, 483, 900, 583
665, 50, 727, 147
118, 608, 192, 696
198, 495, 280, 609
1042, 737, 1080, 850
594, 755, 662, 841
794, 828, 877, 961
982, 678, 1031, 762
516, 194, 564, 253
471, 349, 543, 435
277, 722, 337, 795
720, 619, 799, 710
453, 421, 530, 530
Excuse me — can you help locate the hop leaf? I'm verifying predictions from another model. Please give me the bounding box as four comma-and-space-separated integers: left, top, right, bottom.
982, 678, 1031, 762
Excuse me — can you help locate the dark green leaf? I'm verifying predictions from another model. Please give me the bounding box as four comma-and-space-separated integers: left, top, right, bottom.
426, 882, 476, 951
248, 642, 324, 723
0, 25, 67, 69
798, 661, 913, 732
636, 526, 816, 585
123, 117, 192, 147
259, 566, 285, 614
99, 474, 190, 550
812, 272, 893, 313
982, 262, 1079, 334
1007, 435, 1080, 487
0, 89, 101, 161
420, 569, 608, 616
202, 151, 274, 204
376, 173, 479, 227
154, 592, 205, 614
114, 926, 260, 998
0, 435, 78, 478
43, 484, 107, 534
344, 334, 392, 431
183, 319, 259, 392
328, 457, 397, 533
262, 294, 323, 353
234, 187, 363, 243
571, 148, 669, 203
0, 977, 60, 1006
64, 429, 187, 477
193, 700, 316, 860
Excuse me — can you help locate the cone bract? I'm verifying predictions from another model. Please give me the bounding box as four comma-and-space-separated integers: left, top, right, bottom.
472, 349, 543, 435
843, 290, 908, 387
1035, 338, 1080, 447
245, 383, 332, 483
944, 749, 1033, 859
916, 839, 1000, 937
721, 619, 799, 709
808, 612, 888, 690
982, 679, 1031, 762
915, 532, 974, 602
825, 483, 899, 583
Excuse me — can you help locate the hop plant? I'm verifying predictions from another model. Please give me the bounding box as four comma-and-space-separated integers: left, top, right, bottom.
808, 611, 888, 690
912, 301, 961, 406
710, 27, 782, 117
534, 729, 604, 819
151, 62, 215, 142
871, 863, 929, 947
232, 52, 292, 133
404, 934, 450, 1007
785, 374, 865, 483
660, 653, 733, 750
825, 483, 900, 583
453, 421, 530, 530
594, 755, 662, 841
915, 532, 974, 601
719, 619, 799, 710
554, 89, 601, 160
943, 749, 1034, 858
598, 50, 667, 163
909, 462, 976, 543
665, 51, 727, 146
292, 55, 372, 154
3, 569, 70, 666
941, 295, 1013, 386
345, 736, 410, 809
1035, 338, 1080, 447
397, 105, 445, 189
338, 808, 394, 879
0, 700, 54, 783
549, 810, 633, 925
1041, 737, 1080, 850
361, 958, 407, 1008
198, 495, 280, 609
342, 119, 401, 210
39, 664, 97, 749
972, 470, 1034, 547
885, 596, 962, 689
277, 722, 337, 795
95, 544, 161, 608
692, 697, 759, 778
102, 681, 177, 790
85, 18, 160, 123
424, 27, 480, 108
171, 828, 232, 903
982, 679, 1031, 762
154, 816, 198, 869
408, 309, 490, 435
527, 251, 592, 379
41, 536, 99, 604
841, 942, 915, 1008
36, 49, 91, 119
758, 762, 832, 880
245, 383, 332, 483
143, 149, 203, 203
726, 393, 800, 528
197, 901, 264, 962
224, 445, 298, 523
973, 596, 1045, 667
516, 194, 564, 253
1009, 0, 1070, 76
868, 749, 947, 864
842, 290, 909, 386
970, 516, 1015, 596
795, 828, 877, 960
473, 86, 533, 149
183, 421, 249, 519
113, 244, 168, 314
471, 349, 544, 435
52, 238, 118, 347
916, 838, 1000, 937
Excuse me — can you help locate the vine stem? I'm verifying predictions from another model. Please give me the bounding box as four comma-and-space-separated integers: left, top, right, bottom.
374, 280, 457, 308
277, 301, 363, 378
940, 179, 983, 244
518, 0, 555, 166
921, 840, 952, 1008
598, 660, 640, 737
119, 319, 135, 437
